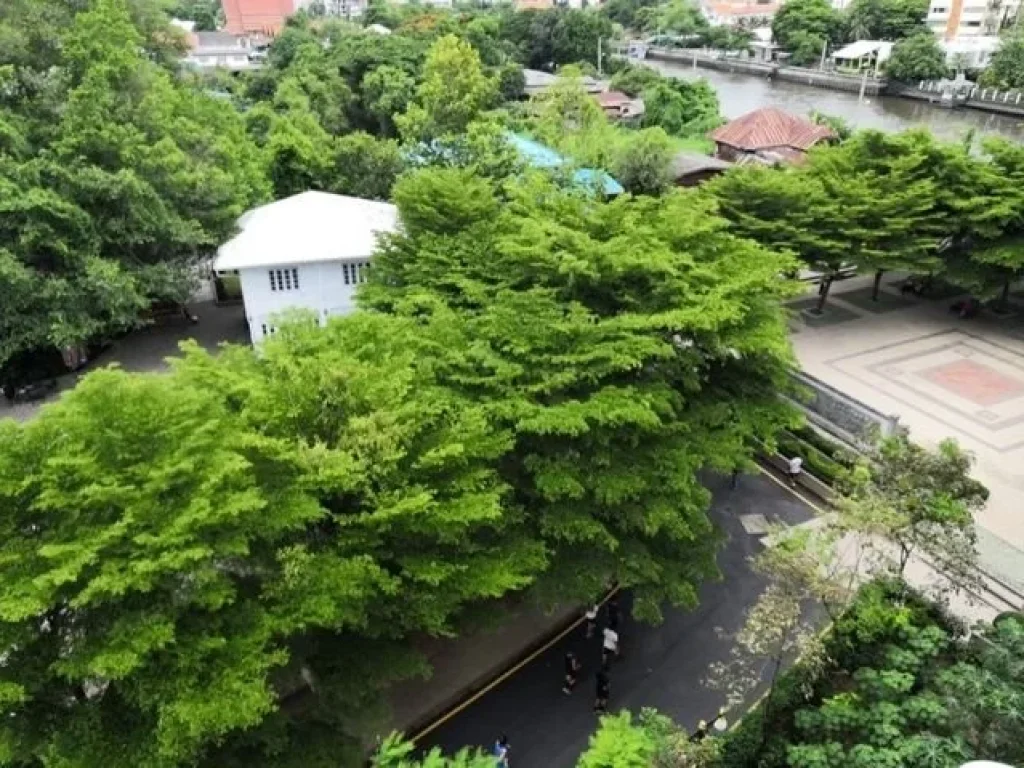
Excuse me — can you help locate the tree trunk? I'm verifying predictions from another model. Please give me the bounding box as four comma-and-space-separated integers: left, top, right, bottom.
999, 279, 1011, 312
814, 274, 835, 314
871, 269, 884, 301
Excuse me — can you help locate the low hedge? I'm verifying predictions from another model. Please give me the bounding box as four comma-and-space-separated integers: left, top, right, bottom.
776, 433, 847, 486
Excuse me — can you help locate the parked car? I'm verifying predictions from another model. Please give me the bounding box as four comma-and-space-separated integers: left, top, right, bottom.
3, 378, 57, 404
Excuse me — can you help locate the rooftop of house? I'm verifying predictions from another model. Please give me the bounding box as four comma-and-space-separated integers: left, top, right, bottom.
670, 151, 732, 179
506, 133, 625, 196
595, 90, 634, 107
215, 192, 399, 271
523, 68, 604, 94
710, 107, 835, 152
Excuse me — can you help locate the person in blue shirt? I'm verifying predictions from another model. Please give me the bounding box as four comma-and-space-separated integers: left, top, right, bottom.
492, 734, 510, 767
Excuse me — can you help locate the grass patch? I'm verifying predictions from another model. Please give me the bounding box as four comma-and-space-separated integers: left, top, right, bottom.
668, 135, 715, 154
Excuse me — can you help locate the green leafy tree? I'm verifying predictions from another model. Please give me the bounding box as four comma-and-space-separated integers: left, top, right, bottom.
772, 0, 842, 57
981, 31, 1024, 89
579, 709, 721, 768
330, 132, 405, 200
843, 0, 930, 41
372, 734, 497, 768
652, 0, 711, 36
612, 127, 674, 196
361, 64, 417, 137
837, 436, 987, 581
500, 8, 614, 70
363, 168, 800, 619
396, 34, 497, 142
886, 32, 949, 83
169, 0, 221, 30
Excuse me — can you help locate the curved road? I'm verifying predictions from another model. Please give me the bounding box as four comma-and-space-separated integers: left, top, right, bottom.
418, 470, 816, 768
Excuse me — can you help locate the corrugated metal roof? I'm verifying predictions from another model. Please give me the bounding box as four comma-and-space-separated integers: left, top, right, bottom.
709, 107, 835, 152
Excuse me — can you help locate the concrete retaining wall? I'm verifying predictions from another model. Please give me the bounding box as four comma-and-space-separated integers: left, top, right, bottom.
790, 370, 904, 447
644, 48, 887, 96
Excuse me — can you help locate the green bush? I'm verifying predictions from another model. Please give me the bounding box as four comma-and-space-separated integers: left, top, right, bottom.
790, 424, 858, 468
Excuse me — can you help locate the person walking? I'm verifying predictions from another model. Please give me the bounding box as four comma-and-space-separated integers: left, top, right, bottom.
602, 624, 620, 667
584, 604, 598, 639
492, 734, 510, 767
786, 455, 803, 486
562, 651, 582, 694
730, 466, 741, 490
606, 596, 620, 630
594, 670, 610, 714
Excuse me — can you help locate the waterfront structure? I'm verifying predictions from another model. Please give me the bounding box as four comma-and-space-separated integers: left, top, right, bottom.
941, 35, 1002, 68
831, 40, 894, 72
710, 107, 836, 164
214, 192, 399, 344
927, 0, 1019, 39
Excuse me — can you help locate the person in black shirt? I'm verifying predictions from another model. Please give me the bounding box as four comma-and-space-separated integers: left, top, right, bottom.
594, 670, 610, 714
562, 652, 581, 694
606, 596, 620, 630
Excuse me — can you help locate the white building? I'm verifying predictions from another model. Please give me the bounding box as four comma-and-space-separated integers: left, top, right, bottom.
941, 34, 1002, 67
214, 192, 399, 344
927, 0, 1020, 39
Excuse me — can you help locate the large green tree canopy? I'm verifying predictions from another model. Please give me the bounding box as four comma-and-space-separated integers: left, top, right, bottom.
362, 169, 801, 617
0, 0, 268, 370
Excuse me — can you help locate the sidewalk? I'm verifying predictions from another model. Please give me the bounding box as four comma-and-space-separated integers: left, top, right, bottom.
788, 274, 1024, 593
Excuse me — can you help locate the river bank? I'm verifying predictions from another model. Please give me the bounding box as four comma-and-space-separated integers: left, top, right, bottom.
644, 57, 1024, 144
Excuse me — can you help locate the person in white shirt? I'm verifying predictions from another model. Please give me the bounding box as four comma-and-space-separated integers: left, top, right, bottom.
787, 455, 803, 486
602, 625, 619, 667
584, 604, 598, 638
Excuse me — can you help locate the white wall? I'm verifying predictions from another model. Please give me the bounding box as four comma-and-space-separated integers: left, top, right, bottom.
238, 259, 370, 343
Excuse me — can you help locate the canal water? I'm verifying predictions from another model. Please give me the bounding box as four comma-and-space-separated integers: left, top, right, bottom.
647, 58, 1024, 144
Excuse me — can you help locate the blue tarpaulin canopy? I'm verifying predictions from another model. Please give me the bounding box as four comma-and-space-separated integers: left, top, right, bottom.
505, 133, 624, 196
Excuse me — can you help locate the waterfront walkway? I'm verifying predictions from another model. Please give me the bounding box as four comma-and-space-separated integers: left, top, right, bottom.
790, 274, 1024, 592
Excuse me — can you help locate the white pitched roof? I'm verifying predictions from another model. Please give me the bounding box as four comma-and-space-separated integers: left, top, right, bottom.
832, 40, 894, 62
215, 191, 399, 270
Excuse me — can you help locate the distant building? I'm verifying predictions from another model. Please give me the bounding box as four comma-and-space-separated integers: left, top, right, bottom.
523, 68, 605, 97
214, 192, 399, 344
927, 0, 1020, 40
709, 107, 836, 165
670, 151, 732, 186
594, 90, 645, 121
180, 29, 267, 70
701, 0, 778, 26
221, 0, 295, 34
940, 34, 1002, 68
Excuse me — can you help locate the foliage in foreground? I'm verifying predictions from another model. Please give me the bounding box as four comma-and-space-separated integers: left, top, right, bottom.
0, 170, 799, 765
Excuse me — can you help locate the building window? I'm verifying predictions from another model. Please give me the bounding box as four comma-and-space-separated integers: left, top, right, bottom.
965, 19, 982, 25
269, 268, 300, 292
343, 262, 370, 285
261, 323, 277, 337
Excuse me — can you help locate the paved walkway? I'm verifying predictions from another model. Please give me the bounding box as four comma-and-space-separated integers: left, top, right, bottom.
416, 471, 815, 768
790, 275, 1024, 593
1, 301, 249, 423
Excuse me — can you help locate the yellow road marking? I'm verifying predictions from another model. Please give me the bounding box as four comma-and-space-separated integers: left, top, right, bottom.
412, 468, 824, 744
410, 587, 621, 743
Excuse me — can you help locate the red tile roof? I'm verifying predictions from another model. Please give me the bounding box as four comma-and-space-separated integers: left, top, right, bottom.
710, 107, 836, 152
222, 0, 294, 35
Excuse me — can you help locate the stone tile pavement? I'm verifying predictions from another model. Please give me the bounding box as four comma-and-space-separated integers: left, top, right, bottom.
789, 275, 1024, 594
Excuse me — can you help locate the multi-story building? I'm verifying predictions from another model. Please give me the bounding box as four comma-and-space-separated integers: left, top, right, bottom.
926, 0, 1020, 39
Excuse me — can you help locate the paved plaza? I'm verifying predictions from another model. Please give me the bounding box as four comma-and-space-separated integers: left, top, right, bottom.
791, 275, 1024, 591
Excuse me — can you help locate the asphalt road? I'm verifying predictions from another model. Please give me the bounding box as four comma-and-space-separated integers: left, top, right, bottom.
419, 470, 815, 768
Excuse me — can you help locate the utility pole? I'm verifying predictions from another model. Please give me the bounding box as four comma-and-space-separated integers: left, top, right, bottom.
597, 37, 603, 77
819, 38, 828, 71
858, 64, 869, 101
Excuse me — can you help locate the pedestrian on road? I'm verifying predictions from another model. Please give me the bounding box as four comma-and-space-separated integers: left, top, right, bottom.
786, 455, 803, 487
606, 596, 620, 630
584, 604, 598, 638
730, 466, 741, 490
690, 720, 709, 743
594, 670, 610, 714
602, 625, 620, 667
563, 651, 582, 694
493, 734, 510, 767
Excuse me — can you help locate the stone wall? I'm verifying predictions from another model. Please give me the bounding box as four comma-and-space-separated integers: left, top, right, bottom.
789, 370, 904, 446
